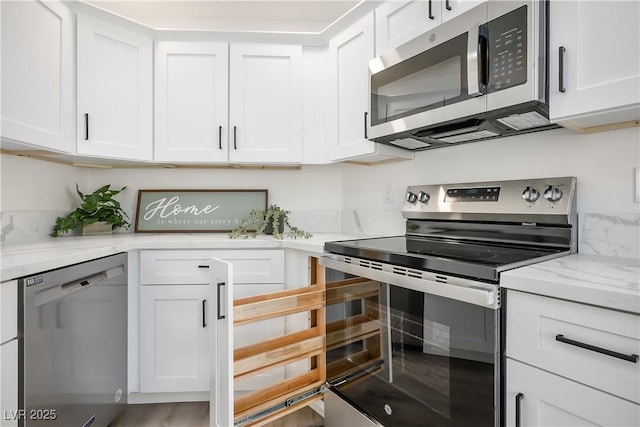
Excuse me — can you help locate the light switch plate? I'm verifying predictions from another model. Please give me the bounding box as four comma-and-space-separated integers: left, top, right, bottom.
635, 167, 640, 203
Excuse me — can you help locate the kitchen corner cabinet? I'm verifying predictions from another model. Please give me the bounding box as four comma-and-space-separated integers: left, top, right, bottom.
1, 280, 18, 427
327, 13, 413, 163
76, 14, 153, 161
139, 250, 285, 394
549, 1, 640, 131
0, 0, 74, 154
154, 42, 302, 164
505, 290, 640, 427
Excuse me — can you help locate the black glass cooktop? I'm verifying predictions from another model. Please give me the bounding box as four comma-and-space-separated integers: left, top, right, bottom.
324, 236, 565, 283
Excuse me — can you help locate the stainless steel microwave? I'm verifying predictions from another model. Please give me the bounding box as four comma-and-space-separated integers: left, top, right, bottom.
368, 0, 558, 150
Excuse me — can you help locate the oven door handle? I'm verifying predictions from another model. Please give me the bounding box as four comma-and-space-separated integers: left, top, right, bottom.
319, 256, 499, 308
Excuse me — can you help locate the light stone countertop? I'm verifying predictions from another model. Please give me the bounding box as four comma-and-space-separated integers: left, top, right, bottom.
501, 253, 640, 314
4, 235, 639, 315
0, 232, 364, 282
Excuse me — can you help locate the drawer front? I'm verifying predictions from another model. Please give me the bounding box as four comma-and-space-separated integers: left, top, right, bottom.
1, 280, 18, 344
506, 358, 640, 427
506, 290, 640, 403
140, 250, 285, 285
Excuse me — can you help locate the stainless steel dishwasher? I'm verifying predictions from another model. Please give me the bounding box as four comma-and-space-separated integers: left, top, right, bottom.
18, 253, 127, 427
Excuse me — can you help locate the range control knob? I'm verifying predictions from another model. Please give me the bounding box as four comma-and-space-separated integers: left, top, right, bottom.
406, 191, 418, 203
543, 185, 563, 202
522, 186, 539, 203
418, 191, 430, 203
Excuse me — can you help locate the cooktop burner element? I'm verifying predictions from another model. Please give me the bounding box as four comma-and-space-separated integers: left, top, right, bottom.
325, 177, 577, 283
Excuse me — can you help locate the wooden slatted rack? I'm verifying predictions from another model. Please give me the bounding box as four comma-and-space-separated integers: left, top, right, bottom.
232, 258, 326, 426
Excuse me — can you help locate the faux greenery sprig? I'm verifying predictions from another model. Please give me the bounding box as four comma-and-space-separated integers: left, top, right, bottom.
50, 184, 130, 237
230, 204, 312, 240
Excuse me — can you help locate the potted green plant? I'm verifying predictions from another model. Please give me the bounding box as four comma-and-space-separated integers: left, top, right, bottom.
230, 204, 312, 239
50, 184, 130, 237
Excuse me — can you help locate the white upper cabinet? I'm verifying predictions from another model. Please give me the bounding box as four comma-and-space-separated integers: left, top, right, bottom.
441, 0, 487, 22
76, 14, 153, 161
1, 0, 74, 153
155, 42, 229, 163
549, 1, 640, 130
229, 44, 303, 164
328, 13, 414, 163
154, 42, 302, 164
375, 0, 441, 55
327, 13, 376, 161
375, 0, 487, 55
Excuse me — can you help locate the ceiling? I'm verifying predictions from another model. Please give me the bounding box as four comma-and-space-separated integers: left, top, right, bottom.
86, 0, 362, 33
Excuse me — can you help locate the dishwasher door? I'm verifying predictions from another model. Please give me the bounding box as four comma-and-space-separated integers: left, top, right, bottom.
19, 253, 128, 427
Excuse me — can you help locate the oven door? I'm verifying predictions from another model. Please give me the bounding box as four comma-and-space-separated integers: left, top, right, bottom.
368, 2, 488, 142
321, 257, 500, 427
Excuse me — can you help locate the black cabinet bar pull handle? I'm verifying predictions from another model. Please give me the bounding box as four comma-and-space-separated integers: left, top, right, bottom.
218, 125, 222, 150
84, 113, 89, 140
428, 0, 435, 20
198, 265, 210, 269
515, 393, 524, 427
202, 299, 207, 328
446, 0, 452, 11
364, 112, 368, 138
559, 46, 566, 93
555, 334, 639, 363
217, 282, 226, 320
233, 126, 237, 150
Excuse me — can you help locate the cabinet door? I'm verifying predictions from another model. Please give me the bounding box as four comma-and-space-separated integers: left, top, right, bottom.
77, 14, 153, 160
0, 340, 19, 427
442, 0, 487, 22
506, 358, 640, 427
229, 44, 302, 164
140, 285, 210, 392
210, 258, 233, 427
375, 0, 441, 55
1, 0, 74, 153
155, 42, 229, 163
1, 280, 17, 344
549, 1, 640, 129
327, 13, 376, 161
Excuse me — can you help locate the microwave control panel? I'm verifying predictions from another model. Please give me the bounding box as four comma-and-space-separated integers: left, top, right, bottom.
485, 5, 528, 93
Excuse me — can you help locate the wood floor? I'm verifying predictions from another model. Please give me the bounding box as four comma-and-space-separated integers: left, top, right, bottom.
109, 402, 324, 427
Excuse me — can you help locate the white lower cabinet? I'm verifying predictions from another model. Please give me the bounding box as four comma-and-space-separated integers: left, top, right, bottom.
139, 283, 284, 393
140, 285, 211, 392
506, 290, 640, 427
139, 250, 286, 394
1, 280, 18, 427
506, 358, 640, 427
1, 339, 19, 427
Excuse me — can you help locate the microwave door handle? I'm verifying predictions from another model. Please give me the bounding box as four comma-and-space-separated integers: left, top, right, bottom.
467, 23, 482, 97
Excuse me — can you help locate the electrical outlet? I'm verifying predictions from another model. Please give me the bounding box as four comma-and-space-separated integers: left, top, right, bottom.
635, 167, 640, 203
383, 184, 394, 205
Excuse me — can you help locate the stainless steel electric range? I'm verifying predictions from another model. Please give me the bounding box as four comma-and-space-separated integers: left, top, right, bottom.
320, 177, 577, 427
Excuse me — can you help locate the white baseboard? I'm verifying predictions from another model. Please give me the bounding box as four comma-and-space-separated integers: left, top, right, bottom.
127, 391, 209, 404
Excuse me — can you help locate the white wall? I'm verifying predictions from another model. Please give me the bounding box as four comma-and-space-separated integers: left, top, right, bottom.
340, 126, 640, 235
0, 154, 90, 241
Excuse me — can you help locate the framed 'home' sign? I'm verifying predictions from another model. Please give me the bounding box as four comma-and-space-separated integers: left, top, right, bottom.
134, 189, 268, 233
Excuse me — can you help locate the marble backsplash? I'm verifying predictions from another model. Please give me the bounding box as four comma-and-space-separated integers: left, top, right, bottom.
579, 212, 640, 258
1, 209, 343, 242
3, 209, 639, 259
